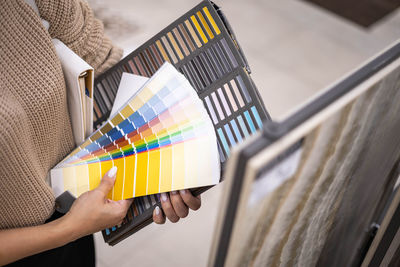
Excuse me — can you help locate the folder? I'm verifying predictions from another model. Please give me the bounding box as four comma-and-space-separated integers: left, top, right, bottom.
53, 39, 94, 145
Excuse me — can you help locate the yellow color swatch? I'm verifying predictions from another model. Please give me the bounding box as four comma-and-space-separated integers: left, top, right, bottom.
147, 149, 161, 194
160, 146, 173, 192
88, 161, 101, 190
203, 7, 221, 35
190, 15, 208, 44
75, 164, 89, 196
63, 166, 77, 196
124, 154, 136, 198
197, 11, 214, 39
135, 151, 148, 196
113, 157, 125, 200
100, 160, 113, 199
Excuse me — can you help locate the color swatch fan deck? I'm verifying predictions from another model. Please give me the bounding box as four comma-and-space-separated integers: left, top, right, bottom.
50, 63, 220, 200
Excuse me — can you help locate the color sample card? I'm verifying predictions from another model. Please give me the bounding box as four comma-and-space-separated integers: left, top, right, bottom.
51, 63, 220, 200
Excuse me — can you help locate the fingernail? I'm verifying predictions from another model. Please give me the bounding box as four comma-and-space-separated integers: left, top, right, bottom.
161, 193, 168, 202
155, 206, 161, 215
180, 189, 187, 195
107, 166, 117, 178
171, 191, 178, 195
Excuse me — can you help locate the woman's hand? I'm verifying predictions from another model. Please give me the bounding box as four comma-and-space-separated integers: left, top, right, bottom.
152, 190, 201, 224
61, 166, 132, 239
65, 165, 201, 233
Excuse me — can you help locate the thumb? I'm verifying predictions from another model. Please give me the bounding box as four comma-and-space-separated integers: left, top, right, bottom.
96, 166, 117, 197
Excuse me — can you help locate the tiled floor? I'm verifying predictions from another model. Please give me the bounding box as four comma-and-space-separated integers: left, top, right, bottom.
89, 0, 400, 266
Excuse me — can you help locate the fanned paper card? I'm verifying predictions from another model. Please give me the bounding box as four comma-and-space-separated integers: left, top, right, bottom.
50, 63, 220, 200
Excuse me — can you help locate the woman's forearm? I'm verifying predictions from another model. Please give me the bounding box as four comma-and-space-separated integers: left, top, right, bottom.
0, 167, 131, 265
0, 216, 78, 265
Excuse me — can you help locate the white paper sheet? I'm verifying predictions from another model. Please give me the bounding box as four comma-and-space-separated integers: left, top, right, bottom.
110, 73, 149, 117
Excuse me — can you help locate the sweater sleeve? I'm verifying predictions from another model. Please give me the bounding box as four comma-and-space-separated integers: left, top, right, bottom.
36, 0, 123, 76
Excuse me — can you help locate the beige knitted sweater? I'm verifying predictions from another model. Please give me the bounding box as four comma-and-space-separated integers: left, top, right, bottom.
0, 0, 122, 229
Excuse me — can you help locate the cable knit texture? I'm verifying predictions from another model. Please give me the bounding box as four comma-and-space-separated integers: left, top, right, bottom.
0, 0, 122, 229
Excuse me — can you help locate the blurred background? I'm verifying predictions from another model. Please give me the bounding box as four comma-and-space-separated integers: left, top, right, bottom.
86, 0, 400, 266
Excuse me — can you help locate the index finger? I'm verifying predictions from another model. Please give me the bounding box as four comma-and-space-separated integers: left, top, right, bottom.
179, 190, 201, 210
